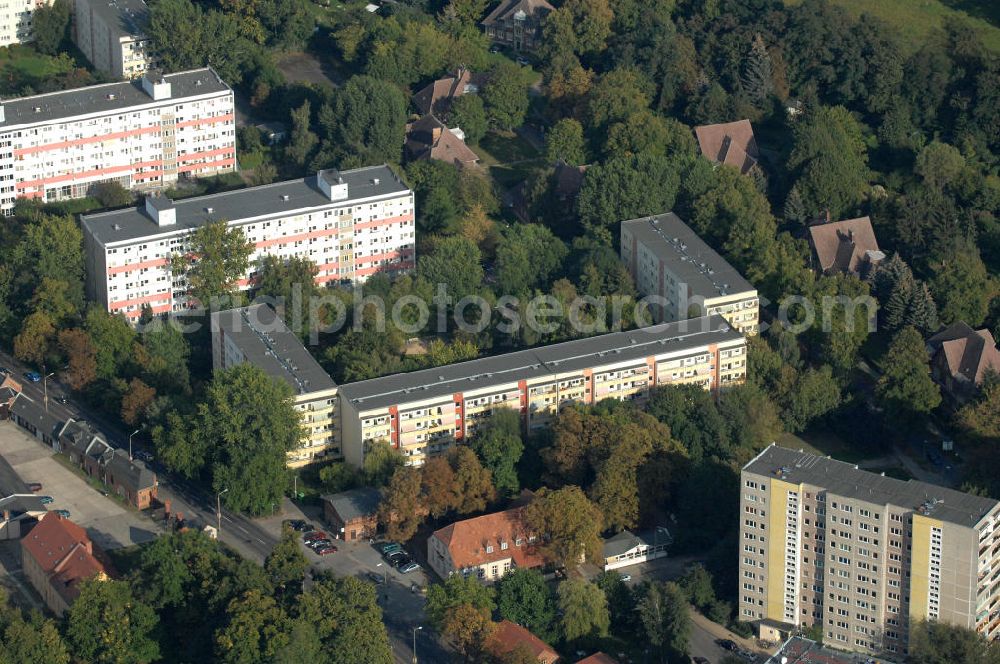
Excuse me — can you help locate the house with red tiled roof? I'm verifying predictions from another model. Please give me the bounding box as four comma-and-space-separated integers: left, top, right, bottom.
21, 512, 111, 616
807, 216, 884, 276
694, 119, 760, 175
0, 375, 21, 420
575, 654, 618, 664
405, 114, 480, 169
412, 69, 488, 117
926, 322, 1000, 402
427, 506, 542, 582
486, 620, 560, 664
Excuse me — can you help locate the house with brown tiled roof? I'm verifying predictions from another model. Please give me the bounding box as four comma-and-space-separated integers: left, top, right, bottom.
0, 375, 21, 420
405, 114, 480, 169
427, 506, 542, 582
412, 69, 488, 118
486, 620, 560, 664
21, 512, 110, 616
481, 0, 554, 52
575, 654, 619, 664
694, 119, 759, 175
926, 322, 1000, 402
807, 216, 884, 276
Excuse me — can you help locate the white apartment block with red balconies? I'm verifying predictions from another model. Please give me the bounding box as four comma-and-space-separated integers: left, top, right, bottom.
80, 165, 415, 320
0, 68, 234, 213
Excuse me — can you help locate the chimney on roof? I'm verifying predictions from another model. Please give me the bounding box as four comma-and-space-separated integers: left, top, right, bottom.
317, 169, 349, 201
141, 71, 171, 101
145, 194, 176, 226
431, 125, 443, 142
824, 209, 831, 224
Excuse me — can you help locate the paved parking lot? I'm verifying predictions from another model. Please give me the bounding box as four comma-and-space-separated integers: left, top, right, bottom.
0, 424, 160, 551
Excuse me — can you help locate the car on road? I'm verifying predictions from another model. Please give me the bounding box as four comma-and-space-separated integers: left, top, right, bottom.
26, 482, 42, 492
316, 545, 338, 555
399, 562, 421, 574
56, 395, 68, 404
0, 367, 9, 375
55, 509, 71, 518
23, 371, 41, 382
38, 495, 54, 504
134, 450, 154, 463
716, 639, 739, 652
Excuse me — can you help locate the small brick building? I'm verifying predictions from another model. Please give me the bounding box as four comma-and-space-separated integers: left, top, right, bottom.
321, 487, 380, 541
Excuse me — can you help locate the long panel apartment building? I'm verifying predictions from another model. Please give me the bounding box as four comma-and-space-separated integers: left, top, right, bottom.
211, 304, 339, 467
74, 0, 158, 79
339, 315, 747, 467
621, 213, 759, 335
81, 165, 415, 320
0, 68, 234, 213
740, 445, 1000, 658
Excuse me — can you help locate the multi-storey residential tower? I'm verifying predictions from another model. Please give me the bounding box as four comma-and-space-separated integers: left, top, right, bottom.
211, 304, 340, 466
0, 68, 234, 212
621, 213, 759, 335
81, 165, 415, 320
740, 445, 1000, 658
74, 0, 158, 79
0, 0, 50, 47
338, 315, 747, 467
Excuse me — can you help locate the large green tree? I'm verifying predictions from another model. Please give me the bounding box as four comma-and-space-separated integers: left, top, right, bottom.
875, 327, 941, 424
298, 574, 394, 664
495, 224, 568, 294
637, 581, 690, 664
524, 486, 603, 569
31, 0, 71, 55
426, 573, 495, 631
557, 579, 610, 643
172, 220, 254, 309
495, 568, 557, 641
215, 589, 292, 663
471, 408, 524, 498
930, 242, 993, 327
577, 153, 680, 228
266, 526, 309, 599
909, 619, 1000, 664
66, 579, 160, 664
482, 62, 529, 130
334, 76, 407, 165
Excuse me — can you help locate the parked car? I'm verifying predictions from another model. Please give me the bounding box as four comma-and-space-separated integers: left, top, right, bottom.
0, 367, 10, 375
135, 450, 154, 463
516, 56, 531, 66
692, 657, 710, 664
23, 372, 41, 383
619, 573, 632, 582
368, 571, 386, 585
380, 542, 402, 555
489, 44, 501, 54
716, 639, 738, 652
388, 552, 410, 567
26, 482, 42, 492
38, 495, 54, 505
303, 531, 328, 544
315, 545, 338, 555
307, 538, 332, 549
283, 519, 309, 532
54, 509, 71, 518
400, 562, 421, 574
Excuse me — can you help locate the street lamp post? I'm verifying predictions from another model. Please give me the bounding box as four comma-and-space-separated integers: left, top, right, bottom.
376, 562, 387, 584
411, 625, 422, 664
128, 428, 141, 461
216, 488, 229, 535
42, 371, 55, 412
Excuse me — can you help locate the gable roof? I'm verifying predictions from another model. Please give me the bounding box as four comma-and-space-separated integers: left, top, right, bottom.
322, 487, 381, 522
928, 323, 1000, 386
412, 69, 487, 117
21, 513, 109, 606
553, 161, 588, 200
487, 620, 560, 664
405, 115, 480, 167
576, 654, 619, 664
694, 120, 759, 175
602, 529, 670, 558
481, 0, 555, 26
104, 449, 156, 493
431, 506, 543, 571
807, 216, 882, 274
9, 392, 65, 441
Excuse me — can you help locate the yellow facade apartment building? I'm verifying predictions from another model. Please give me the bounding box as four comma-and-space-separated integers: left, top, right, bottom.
339, 315, 747, 467
740, 445, 1000, 659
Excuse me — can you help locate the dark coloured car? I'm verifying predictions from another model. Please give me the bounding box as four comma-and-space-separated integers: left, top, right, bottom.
56, 395, 68, 404
283, 519, 309, 532
27, 482, 42, 492
716, 639, 738, 652
39, 495, 54, 504
23, 371, 41, 382
692, 657, 710, 664
367, 571, 386, 585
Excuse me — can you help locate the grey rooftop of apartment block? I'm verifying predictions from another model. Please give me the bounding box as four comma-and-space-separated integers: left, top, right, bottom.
338, 315, 743, 411
81, 165, 407, 245
745, 444, 998, 527
213, 303, 336, 396
622, 213, 755, 299
86, 0, 151, 38
0, 68, 228, 128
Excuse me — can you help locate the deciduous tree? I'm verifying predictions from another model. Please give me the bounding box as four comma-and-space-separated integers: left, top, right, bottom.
66, 579, 159, 664
524, 486, 603, 569
482, 62, 529, 130
471, 408, 524, 498
545, 118, 587, 166
378, 466, 424, 542
172, 220, 254, 309
557, 578, 609, 643
120, 378, 156, 426
449, 94, 487, 146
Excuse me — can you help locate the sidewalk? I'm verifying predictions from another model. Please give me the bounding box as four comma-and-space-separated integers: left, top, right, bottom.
690, 609, 767, 654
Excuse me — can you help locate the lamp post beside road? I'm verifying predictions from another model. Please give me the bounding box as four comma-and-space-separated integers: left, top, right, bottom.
412, 625, 422, 664
128, 428, 141, 460
216, 488, 229, 535
42, 371, 55, 412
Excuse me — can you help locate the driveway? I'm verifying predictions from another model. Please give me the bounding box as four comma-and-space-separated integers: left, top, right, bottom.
0, 424, 160, 551
689, 610, 768, 663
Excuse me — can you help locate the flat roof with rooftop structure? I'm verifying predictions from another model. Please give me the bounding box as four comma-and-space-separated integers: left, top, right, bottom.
81, 164, 408, 246
745, 444, 998, 528
87, 0, 151, 39
338, 315, 743, 411
0, 68, 229, 129
622, 213, 755, 300
213, 303, 337, 396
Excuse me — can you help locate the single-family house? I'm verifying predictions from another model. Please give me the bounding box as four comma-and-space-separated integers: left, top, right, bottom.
412, 69, 488, 118
575, 654, 619, 664
405, 115, 480, 168
428, 506, 542, 582
807, 216, 884, 276
486, 620, 560, 664
481, 0, 554, 52
21, 513, 110, 616
694, 119, 760, 175
321, 487, 380, 542
927, 322, 1000, 402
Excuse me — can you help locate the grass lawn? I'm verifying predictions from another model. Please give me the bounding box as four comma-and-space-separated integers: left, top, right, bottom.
784, 0, 1000, 53
776, 429, 872, 464
0, 45, 74, 78
475, 130, 540, 166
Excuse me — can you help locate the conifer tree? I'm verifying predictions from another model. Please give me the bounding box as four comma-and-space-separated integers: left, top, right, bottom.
905, 281, 939, 334
783, 185, 806, 226
741, 35, 774, 107
882, 273, 913, 331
